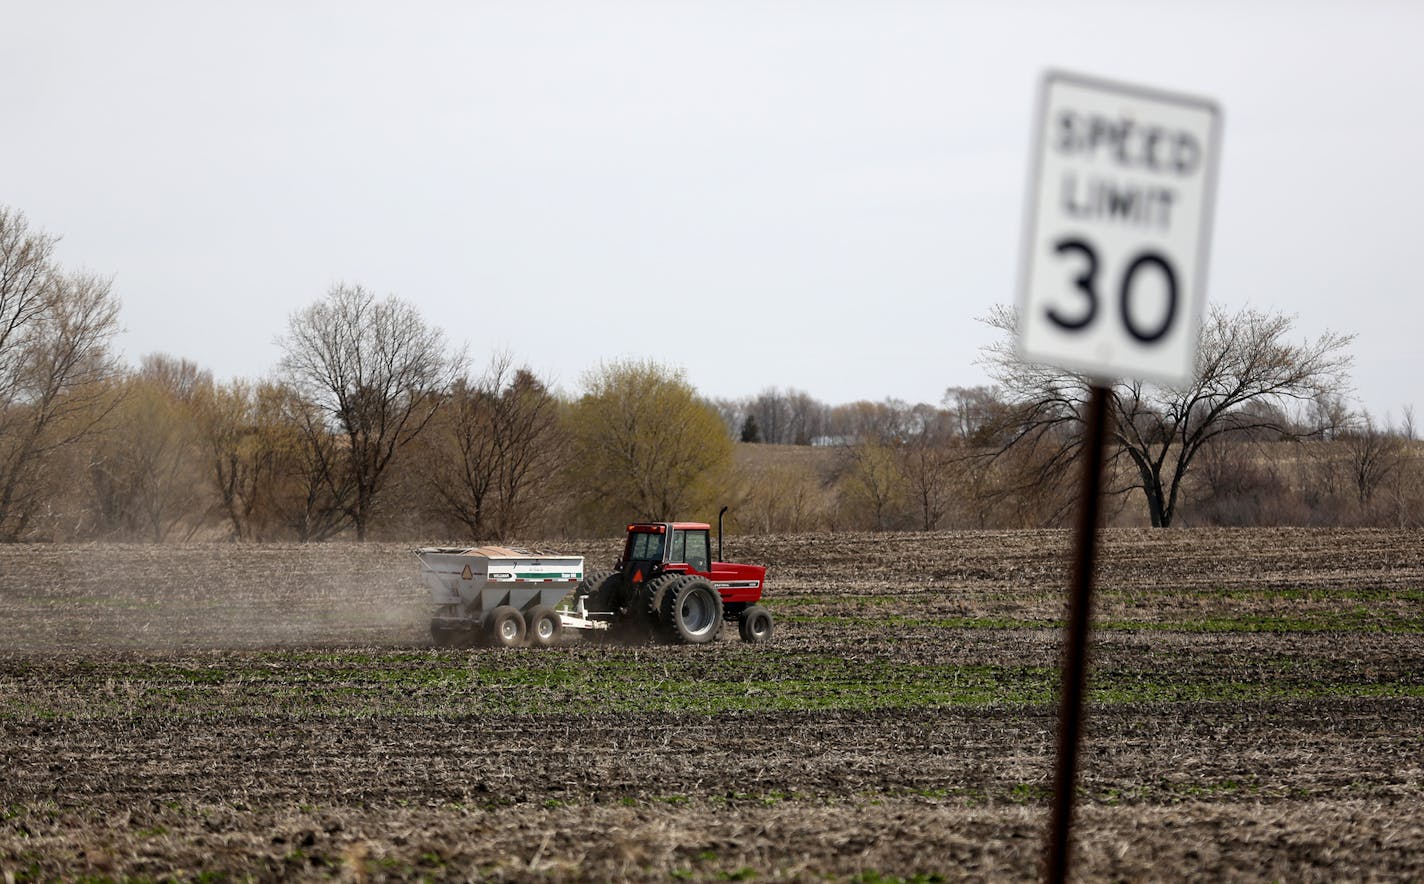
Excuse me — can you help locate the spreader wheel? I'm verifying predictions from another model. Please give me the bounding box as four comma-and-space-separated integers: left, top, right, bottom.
661, 576, 724, 644
486, 605, 527, 649
738, 605, 774, 643
526, 605, 562, 648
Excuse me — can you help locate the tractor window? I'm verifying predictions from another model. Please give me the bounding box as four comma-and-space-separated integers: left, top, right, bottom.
684, 530, 711, 572
628, 531, 664, 562
671, 529, 710, 572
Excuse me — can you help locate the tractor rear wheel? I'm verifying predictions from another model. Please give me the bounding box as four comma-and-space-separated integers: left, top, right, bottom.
577, 570, 620, 612
738, 605, 774, 643
662, 576, 723, 644
526, 605, 562, 647
486, 605, 526, 648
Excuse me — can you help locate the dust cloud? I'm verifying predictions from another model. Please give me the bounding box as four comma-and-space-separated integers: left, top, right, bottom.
0, 543, 434, 651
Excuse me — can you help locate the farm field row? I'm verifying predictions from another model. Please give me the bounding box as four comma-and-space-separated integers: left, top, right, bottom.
1, 528, 1421, 880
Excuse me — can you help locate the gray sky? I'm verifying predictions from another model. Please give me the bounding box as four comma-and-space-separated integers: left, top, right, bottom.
5, 1, 1421, 419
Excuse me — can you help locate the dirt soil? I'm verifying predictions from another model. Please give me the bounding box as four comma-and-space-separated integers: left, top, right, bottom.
1, 528, 1421, 881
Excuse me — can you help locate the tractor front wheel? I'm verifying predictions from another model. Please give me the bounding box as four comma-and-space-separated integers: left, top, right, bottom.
738, 605, 774, 643
662, 577, 723, 644
486, 606, 526, 648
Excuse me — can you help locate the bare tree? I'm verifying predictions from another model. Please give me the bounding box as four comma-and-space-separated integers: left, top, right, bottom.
0, 208, 122, 539
196, 378, 352, 542
1384, 410, 1422, 529
423, 354, 564, 538
1191, 434, 1291, 527
489, 365, 565, 535
836, 440, 908, 531
425, 377, 498, 538
199, 380, 265, 541
1341, 412, 1404, 508
898, 403, 960, 531
744, 387, 828, 445
784, 390, 827, 445
735, 457, 829, 533
0, 209, 54, 371
708, 397, 748, 440
942, 386, 1009, 446
980, 304, 1355, 527
278, 284, 464, 540
196, 378, 309, 541
87, 356, 212, 541
749, 388, 792, 444
1307, 391, 1352, 442
275, 386, 356, 541
827, 399, 912, 446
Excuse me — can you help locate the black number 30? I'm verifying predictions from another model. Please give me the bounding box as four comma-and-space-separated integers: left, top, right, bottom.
1047, 239, 1178, 344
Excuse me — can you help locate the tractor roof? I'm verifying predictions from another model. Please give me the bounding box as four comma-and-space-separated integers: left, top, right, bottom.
627, 522, 711, 532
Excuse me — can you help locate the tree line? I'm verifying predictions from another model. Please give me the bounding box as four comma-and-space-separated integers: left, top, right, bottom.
2, 206, 1419, 542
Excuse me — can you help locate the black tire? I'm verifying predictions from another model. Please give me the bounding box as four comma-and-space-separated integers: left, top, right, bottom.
485, 605, 526, 648
577, 570, 621, 613
628, 573, 681, 642
526, 605, 562, 648
662, 576, 724, 644
738, 605, 773, 643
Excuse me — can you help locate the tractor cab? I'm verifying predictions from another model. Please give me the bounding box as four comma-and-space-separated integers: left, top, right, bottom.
619, 522, 712, 579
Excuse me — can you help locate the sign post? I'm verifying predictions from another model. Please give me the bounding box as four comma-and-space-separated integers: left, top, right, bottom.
1017, 71, 1220, 883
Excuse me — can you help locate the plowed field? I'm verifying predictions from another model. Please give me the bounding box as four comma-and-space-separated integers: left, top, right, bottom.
2, 528, 1421, 881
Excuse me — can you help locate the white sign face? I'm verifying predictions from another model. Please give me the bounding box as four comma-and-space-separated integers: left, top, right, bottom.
1017, 71, 1221, 386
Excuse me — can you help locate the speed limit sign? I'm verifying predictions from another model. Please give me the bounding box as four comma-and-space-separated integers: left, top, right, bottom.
1017, 71, 1221, 386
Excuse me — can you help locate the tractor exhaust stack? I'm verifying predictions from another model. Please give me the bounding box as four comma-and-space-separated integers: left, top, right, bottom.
718, 506, 728, 562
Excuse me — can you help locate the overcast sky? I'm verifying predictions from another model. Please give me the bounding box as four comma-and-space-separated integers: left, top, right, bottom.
5, 1, 1420, 419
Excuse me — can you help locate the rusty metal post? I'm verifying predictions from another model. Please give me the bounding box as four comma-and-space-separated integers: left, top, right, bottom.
1045, 383, 1110, 884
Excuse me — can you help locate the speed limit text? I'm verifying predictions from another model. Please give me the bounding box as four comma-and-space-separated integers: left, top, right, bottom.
1054, 111, 1202, 232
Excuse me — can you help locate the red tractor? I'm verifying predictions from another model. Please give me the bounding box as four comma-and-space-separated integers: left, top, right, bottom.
577, 510, 773, 644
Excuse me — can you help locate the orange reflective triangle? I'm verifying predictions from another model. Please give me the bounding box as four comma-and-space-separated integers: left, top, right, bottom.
461, 564, 473, 580
633, 568, 643, 584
